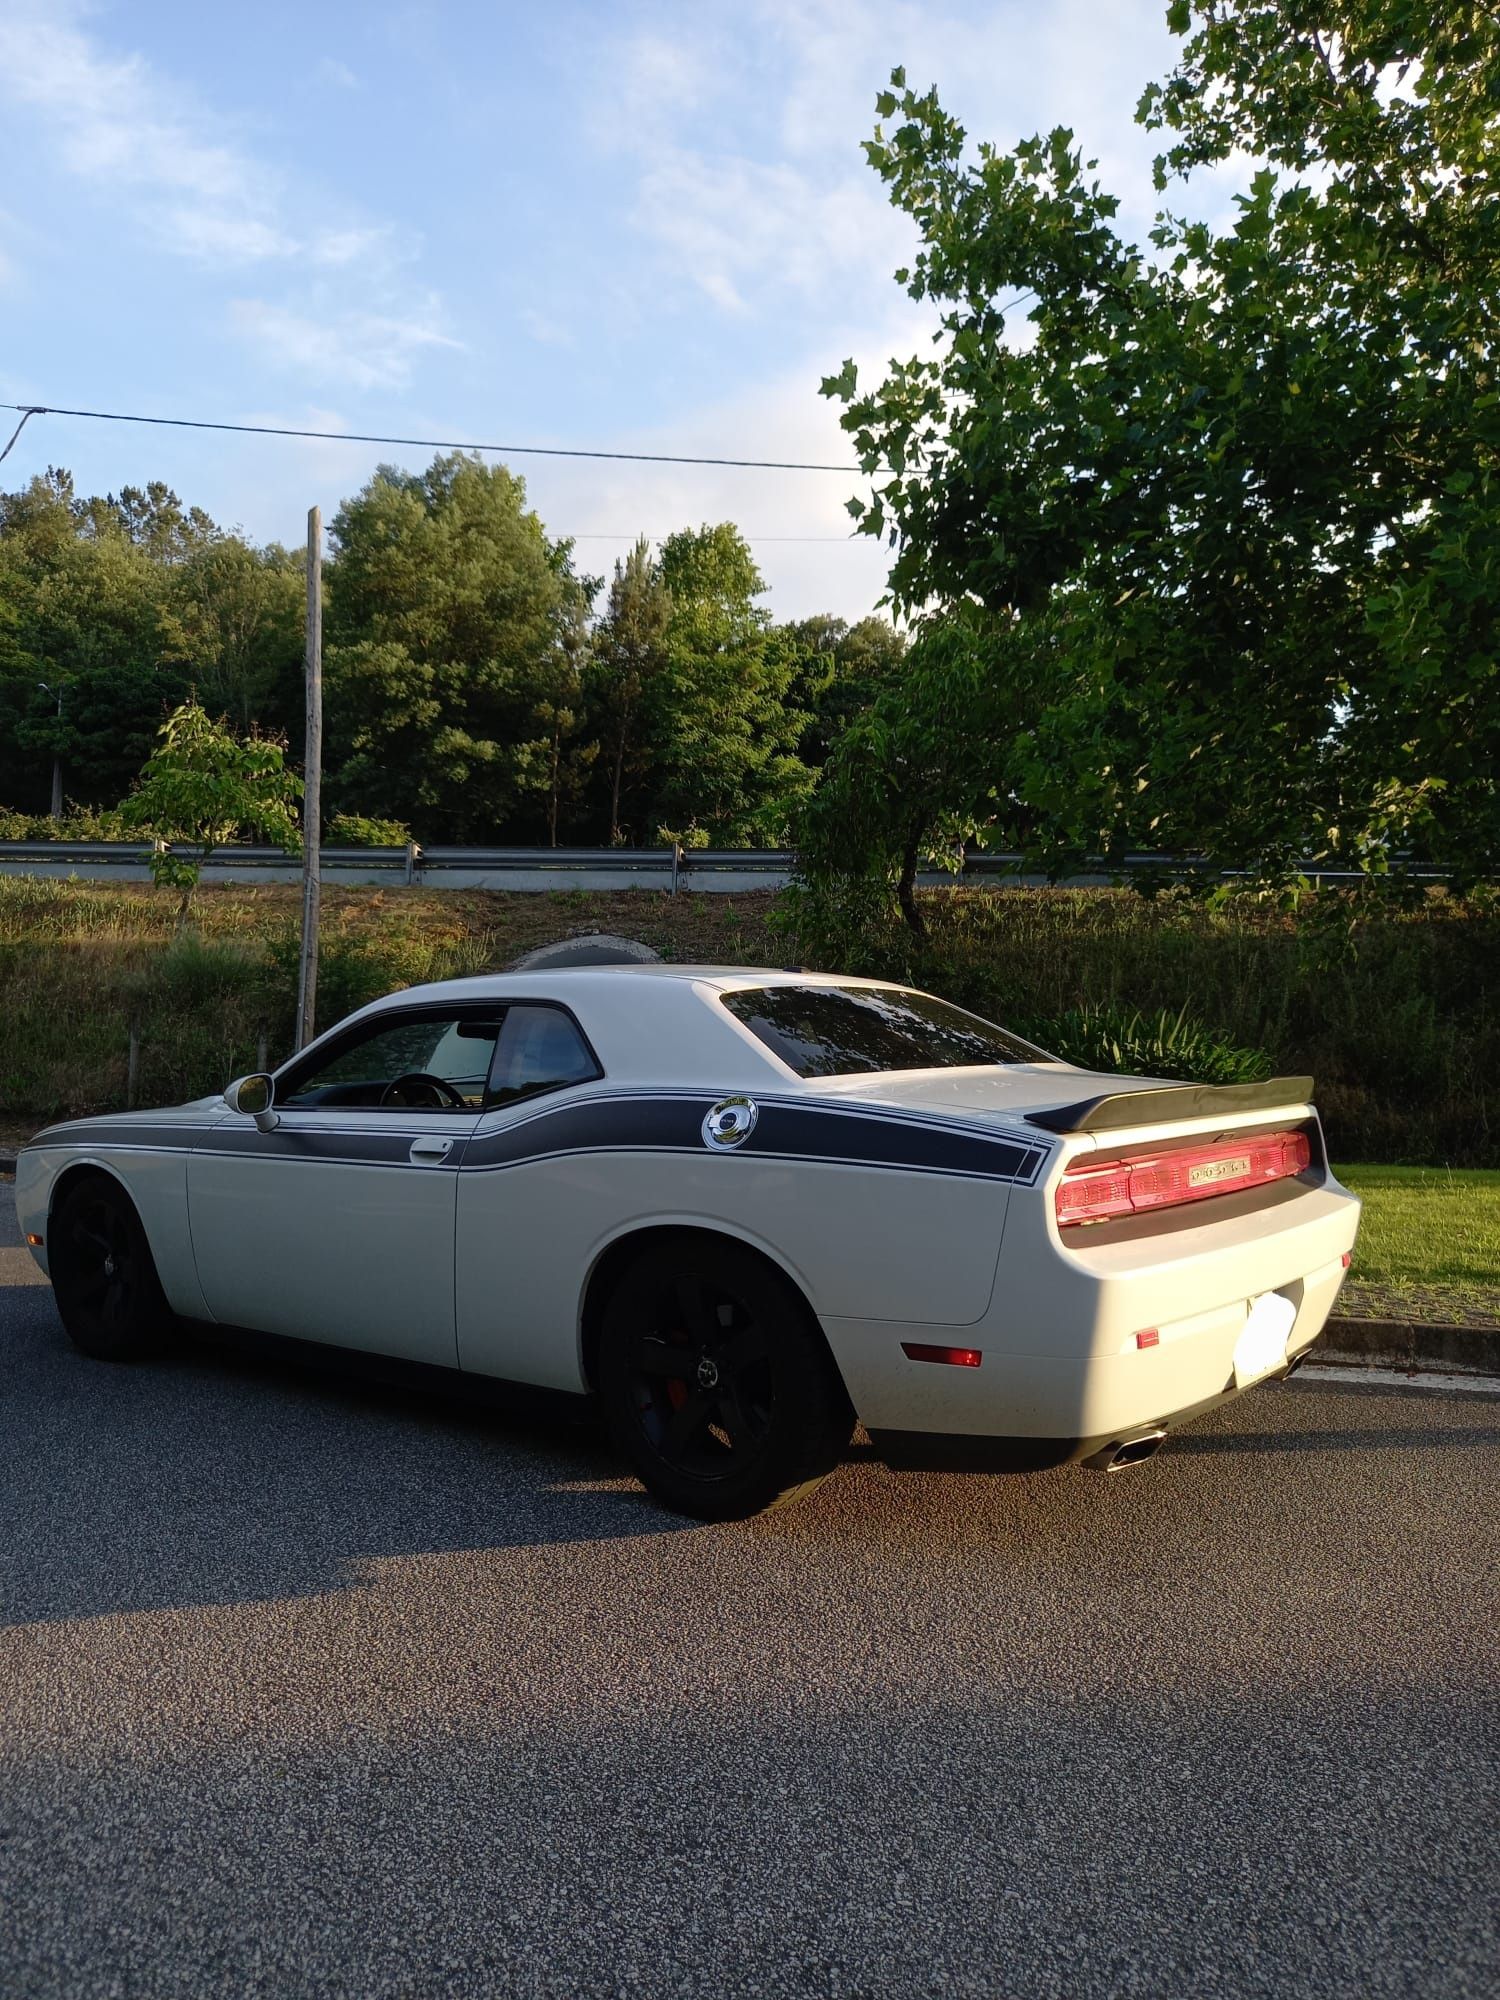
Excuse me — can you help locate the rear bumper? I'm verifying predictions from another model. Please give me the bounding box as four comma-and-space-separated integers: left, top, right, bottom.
824, 1177, 1360, 1445
868, 1344, 1319, 1472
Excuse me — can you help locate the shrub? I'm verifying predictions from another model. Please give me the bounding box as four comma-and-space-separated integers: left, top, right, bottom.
1025, 1001, 1274, 1086
326, 812, 413, 848
265, 926, 438, 1036
0, 805, 134, 840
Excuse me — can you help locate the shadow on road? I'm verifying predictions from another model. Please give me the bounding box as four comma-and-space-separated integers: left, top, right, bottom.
0, 1280, 697, 1628
1167, 1420, 1500, 1454
4, 1274, 1492, 1629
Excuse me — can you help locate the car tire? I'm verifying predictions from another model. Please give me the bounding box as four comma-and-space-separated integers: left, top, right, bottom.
598, 1237, 854, 1520
49, 1176, 173, 1362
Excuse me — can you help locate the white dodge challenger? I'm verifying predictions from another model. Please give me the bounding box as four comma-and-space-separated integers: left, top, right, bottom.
15, 967, 1360, 1517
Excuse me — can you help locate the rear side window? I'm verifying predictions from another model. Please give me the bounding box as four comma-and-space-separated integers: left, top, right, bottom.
720, 985, 1052, 1078
486, 1004, 601, 1107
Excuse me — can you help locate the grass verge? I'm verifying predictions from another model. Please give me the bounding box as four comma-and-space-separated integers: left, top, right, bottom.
1334, 1165, 1499, 1326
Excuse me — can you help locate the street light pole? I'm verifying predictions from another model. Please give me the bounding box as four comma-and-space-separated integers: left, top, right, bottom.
36, 681, 64, 818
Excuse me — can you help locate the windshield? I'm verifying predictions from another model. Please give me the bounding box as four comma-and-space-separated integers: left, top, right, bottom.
720, 985, 1053, 1078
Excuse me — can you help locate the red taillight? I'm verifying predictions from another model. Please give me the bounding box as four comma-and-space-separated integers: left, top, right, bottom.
902, 1342, 983, 1368
1057, 1130, 1312, 1229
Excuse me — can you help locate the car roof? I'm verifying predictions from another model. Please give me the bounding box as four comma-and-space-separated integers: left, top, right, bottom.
317, 966, 910, 1091
387, 965, 902, 997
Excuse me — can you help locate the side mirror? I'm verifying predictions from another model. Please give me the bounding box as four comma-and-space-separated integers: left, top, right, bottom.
225, 1072, 279, 1132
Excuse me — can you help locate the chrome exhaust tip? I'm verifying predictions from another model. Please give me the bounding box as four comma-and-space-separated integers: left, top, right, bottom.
1099, 1429, 1168, 1472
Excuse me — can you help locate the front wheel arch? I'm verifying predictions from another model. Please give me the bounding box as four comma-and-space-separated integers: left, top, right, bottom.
49, 1160, 134, 1227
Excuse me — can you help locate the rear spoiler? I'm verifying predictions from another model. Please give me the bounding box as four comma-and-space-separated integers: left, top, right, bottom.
1025, 1075, 1315, 1136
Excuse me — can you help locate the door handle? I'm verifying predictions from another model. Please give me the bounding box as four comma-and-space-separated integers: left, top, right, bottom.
408, 1137, 454, 1164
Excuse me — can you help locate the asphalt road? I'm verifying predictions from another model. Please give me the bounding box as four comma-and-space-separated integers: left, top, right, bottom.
2, 1193, 1497, 2000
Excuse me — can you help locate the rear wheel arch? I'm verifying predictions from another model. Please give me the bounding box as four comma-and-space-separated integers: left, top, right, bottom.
579, 1224, 839, 1399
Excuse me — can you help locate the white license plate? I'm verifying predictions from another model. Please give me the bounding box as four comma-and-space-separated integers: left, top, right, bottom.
1232, 1291, 1298, 1387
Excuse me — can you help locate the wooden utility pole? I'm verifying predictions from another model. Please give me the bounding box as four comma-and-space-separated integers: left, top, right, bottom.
295, 506, 322, 1052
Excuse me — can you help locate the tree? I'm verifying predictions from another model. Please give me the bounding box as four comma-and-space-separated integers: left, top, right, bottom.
325, 453, 589, 841
796, 608, 1028, 935
533, 578, 598, 847
586, 537, 674, 843
0, 470, 194, 809
783, 613, 908, 765
171, 535, 305, 739
652, 525, 812, 845
0, 470, 300, 813
820, 5, 1499, 902
119, 699, 302, 921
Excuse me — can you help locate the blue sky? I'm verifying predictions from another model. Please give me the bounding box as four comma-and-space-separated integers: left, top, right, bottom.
0, 0, 1182, 618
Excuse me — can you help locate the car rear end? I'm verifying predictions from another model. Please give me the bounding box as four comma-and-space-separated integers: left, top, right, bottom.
859, 1079, 1360, 1470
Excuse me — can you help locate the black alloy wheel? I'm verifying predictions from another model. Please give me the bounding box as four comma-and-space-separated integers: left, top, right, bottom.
599, 1238, 853, 1520
50, 1177, 172, 1361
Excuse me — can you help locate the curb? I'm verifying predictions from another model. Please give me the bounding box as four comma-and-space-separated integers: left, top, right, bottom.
1317, 1315, 1500, 1377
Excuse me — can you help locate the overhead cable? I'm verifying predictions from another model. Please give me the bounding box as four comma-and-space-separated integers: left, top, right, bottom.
0, 402, 865, 474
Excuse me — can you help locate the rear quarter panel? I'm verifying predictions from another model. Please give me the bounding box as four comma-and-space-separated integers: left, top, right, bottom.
453, 1091, 1030, 1391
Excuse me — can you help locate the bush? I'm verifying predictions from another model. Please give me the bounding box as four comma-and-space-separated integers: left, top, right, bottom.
264, 926, 438, 1037
0, 804, 133, 840
326, 812, 413, 848
1024, 1002, 1274, 1086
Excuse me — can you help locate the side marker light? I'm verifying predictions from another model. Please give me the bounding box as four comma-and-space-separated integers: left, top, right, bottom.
901, 1342, 982, 1368
1341, 1252, 1352, 1268
1135, 1328, 1160, 1350
26, 1233, 44, 1247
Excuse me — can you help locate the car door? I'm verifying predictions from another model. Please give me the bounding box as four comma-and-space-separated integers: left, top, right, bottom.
188, 1003, 505, 1364
454, 1000, 606, 1389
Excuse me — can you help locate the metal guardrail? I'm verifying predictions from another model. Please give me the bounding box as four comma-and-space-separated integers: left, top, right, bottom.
0, 841, 1461, 892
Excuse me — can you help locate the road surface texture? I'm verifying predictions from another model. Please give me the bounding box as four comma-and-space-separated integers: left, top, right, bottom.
2, 1194, 1496, 2000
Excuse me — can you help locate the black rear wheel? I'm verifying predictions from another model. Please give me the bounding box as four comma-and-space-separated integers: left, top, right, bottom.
50, 1177, 172, 1361
599, 1238, 853, 1520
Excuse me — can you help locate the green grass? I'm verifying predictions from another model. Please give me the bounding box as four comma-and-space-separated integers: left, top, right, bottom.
1, 879, 1496, 1173
1334, 1165, 1500, 1292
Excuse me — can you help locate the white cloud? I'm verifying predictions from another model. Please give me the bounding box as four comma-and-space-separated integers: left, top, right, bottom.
596, 0, 1178, 320
229, 300, 463, 389
631, 150, 912, 313
309, 226, 398, 269
519, 307, 935, 621
318, 57, 360, 91
0, 1, 461, 399
0, 5, 291, 265
520, 308, 578, 350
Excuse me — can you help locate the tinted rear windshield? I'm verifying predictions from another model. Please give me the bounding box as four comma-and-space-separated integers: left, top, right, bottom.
721, 985, 1053, 1078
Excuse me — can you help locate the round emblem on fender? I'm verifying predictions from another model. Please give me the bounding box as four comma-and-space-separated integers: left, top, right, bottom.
702, 1095, 758, 1151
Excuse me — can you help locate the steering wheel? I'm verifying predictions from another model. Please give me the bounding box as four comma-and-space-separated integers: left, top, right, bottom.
379, 1071, 468, 1110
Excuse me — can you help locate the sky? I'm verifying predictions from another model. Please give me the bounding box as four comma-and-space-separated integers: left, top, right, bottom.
0, 0, 1185, 621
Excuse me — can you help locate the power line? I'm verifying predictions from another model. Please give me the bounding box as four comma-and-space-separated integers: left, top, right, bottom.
0, 407, 38, 465
0, 402, 866, 474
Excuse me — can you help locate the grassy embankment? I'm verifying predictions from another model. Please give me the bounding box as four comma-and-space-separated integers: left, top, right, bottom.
1, 877, 1494, 1314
